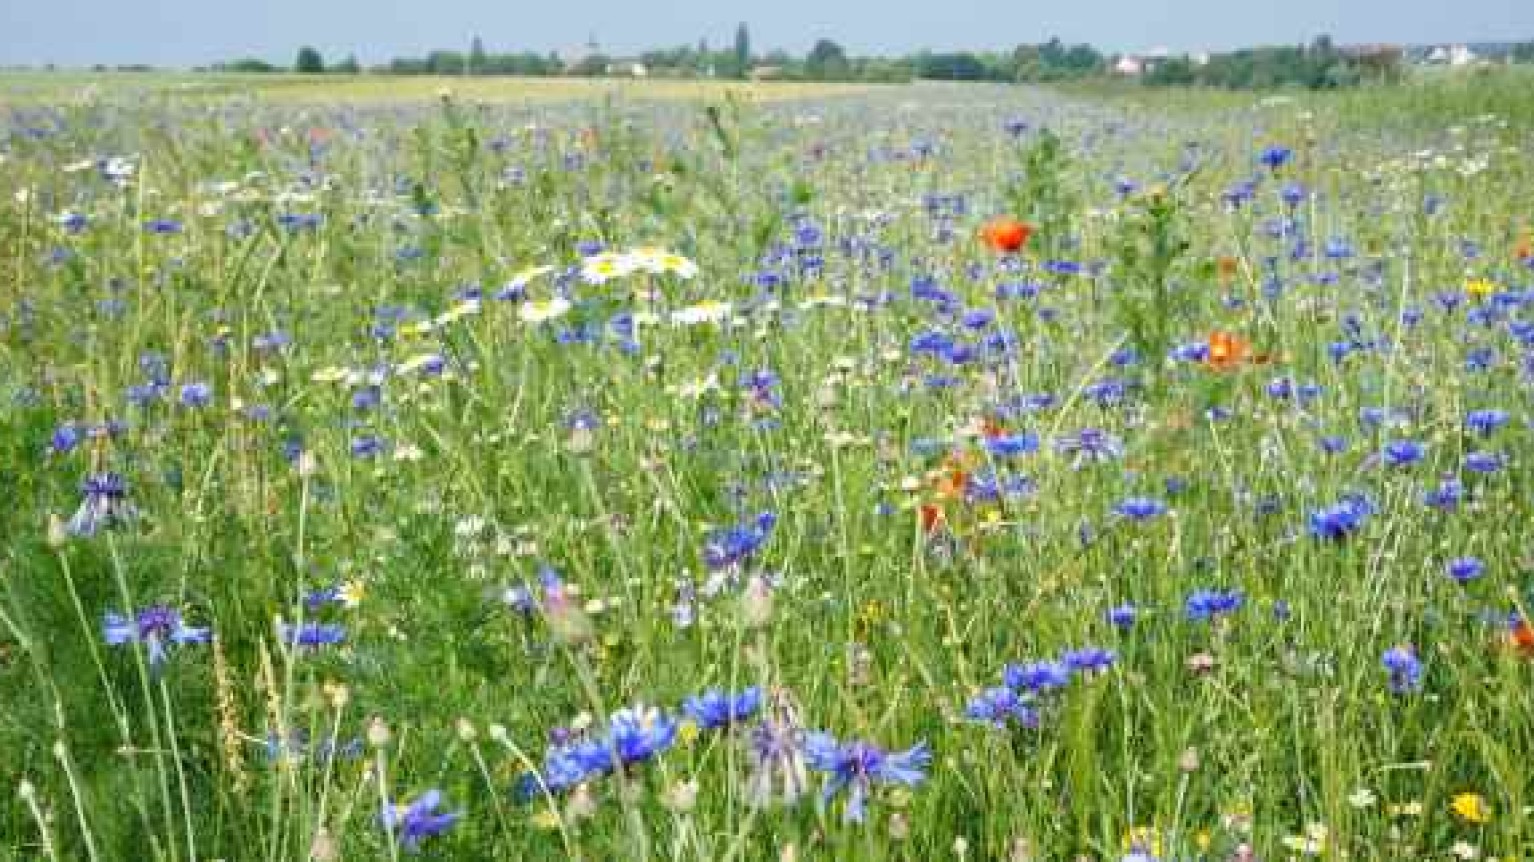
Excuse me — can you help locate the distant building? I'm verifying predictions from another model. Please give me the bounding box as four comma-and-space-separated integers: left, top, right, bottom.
1423, 44, 1478, 66
604, 60, 648, 77
1113, 56, 1143, 76
750, 65, 785, 81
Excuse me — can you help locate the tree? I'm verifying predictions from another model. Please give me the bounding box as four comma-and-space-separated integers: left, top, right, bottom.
295, 46, 325, 74
733, 23, 751, 79
332, 55, 360, 75
469, 36, 487, 75
805, 38, 849, 81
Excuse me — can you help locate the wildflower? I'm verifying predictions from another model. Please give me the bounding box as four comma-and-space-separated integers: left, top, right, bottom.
1464, 277, 1497, 301
1061, 647, 1116, 674
1004, 660, 1071, 693
519, 298, 572, 324
746, 689, 811, 807
1445, 557, 1485, 584
179, 381, 213, 407
1450, 792, 1492, 825
964, 686, 1039, 728
1113, 497, 1167, 522
681, 688, 762, 731
1510, 618, 1534, 656
980, 217, 1033, 253
1281, 822, 1328, 855
1185, 589, 1243, 622
1347, 787, 1377, 808
1465, 409, 1509, 436
1382, 440, 1426, 468
703, 512, 776, 571
379, 790, 461, 852
580, 251, 638, 284
277, 621, 347, 648
103, 606, 210, 671
1382, 645, 1423, 694
1054, 427, 1125, 466
1106, 603, 1139, 628
1464, 451, 1505, 474
605, 704, 679, 766
1259, 145, 1293, 170
1205, 331, 1251, 371
803, 732, 930, 823
68, 472, 138, 537
1308, 494, 1372, 540
671, 300, 733, 325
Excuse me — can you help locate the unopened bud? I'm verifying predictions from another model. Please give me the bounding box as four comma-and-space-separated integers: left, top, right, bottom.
366, 716, 392, 748
741, 575, 774, 629
46, 514, 69, 549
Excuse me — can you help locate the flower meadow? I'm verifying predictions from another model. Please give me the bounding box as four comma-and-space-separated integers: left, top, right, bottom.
2, 78, 1534, 860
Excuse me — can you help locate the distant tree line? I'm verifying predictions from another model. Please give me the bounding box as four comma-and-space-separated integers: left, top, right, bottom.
199, 32, 1534, 88
1143, 36, 1402, 89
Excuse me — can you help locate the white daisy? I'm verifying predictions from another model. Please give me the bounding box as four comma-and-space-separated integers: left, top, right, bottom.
519, 297, 572, 323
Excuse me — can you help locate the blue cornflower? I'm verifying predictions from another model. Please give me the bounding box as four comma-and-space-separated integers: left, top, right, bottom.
1004, 660, 1072, 693
984, 432, 1039, 458
1054, 427, 1125, 466
1185, 589, 1244, 622
50, 422, 84, 454
1259, 145, 1293, 170
1424, 477, 1463, 510
703, 512, 776, 571
1382, 646, 1422, 694
1061, 647, 1116, 674
682, 687, 762, 731
103, 605, 210, 671
1113, 497, 1167, 521
180, 381, 213, 408
278, 621, 347, 647
1308, 494, 1373, 540
605, 704, 680, 766
1106, 603, 1138, 629
143, 218, 183, 234
803, 732, 930, 823
1382, 440, 1426, 468
380, 790, 460, 853
1465, 409, 1509, 436
1464, 450, 1505, 474
964, 686, 1039, 729
1445, 557, 1484, 584
69, 472, 138, 536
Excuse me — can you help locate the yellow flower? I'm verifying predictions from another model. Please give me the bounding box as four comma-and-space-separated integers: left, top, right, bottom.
338, 580, 365, 609
1451, 792, 1492, 825
676, 720, 700, 746
1122, 826, 1161, 856
1465, 277, 1497, 301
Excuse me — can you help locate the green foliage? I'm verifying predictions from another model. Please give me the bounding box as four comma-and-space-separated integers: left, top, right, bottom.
294, 46, 324, 75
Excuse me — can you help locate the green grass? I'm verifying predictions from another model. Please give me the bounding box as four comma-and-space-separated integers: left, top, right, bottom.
1, 71, 1532, 861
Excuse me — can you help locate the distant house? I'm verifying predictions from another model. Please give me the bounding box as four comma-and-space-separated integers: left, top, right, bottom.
750, 65, 785, 81
605, 60, 648, 77
1113, 56, 1143, 76
1423, 44, 1478, 66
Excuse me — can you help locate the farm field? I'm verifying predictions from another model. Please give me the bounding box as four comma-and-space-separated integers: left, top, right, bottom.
2, 71, 1534, 860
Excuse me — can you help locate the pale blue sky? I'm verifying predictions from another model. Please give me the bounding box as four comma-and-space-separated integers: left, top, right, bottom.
2, 0, 1531, 67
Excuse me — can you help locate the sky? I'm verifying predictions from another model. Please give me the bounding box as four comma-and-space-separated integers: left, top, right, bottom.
2, 0, 1532, 68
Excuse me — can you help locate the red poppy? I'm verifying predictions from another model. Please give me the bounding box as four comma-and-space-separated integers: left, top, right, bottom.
980, 218, 1033, 254
918, 503, 945, 534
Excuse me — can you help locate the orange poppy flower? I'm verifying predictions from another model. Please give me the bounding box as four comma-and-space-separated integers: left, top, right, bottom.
1215, 256, 1241, 286
1515, 233, 1532, 262
1205, 331, 1251, 371
980, 218, 1033, 254
1511, 620, 1534, 657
